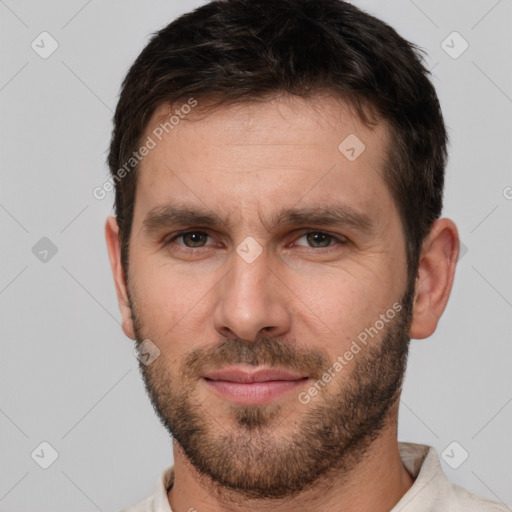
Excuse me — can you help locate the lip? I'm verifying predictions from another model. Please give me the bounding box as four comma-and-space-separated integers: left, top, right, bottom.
202, 366, 308, 405
204, 366, 306, 383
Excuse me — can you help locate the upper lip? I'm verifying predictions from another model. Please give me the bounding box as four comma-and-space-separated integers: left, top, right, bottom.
203, 366, 307, 383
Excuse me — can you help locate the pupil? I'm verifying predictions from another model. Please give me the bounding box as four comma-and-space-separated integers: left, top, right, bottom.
186, 233, 204, 247
309, 232, 330, 247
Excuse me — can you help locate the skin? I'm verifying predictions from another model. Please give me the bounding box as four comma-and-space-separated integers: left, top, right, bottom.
105, 94, 459, 512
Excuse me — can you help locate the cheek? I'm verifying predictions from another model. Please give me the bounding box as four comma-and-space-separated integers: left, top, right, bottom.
290, 268, 397, 350
130, 258, 213, 341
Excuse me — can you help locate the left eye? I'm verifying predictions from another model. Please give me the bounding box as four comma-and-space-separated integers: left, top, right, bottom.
294, 232, 346, 248
171, 231, 212, 248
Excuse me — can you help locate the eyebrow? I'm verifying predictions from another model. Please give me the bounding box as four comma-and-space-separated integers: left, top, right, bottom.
142, 203, 375, 236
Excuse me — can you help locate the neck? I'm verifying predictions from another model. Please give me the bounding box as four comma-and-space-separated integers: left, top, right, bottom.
167, 413, 414, 512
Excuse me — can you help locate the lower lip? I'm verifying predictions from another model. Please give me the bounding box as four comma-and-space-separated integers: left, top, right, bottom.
204, 378, 307, 405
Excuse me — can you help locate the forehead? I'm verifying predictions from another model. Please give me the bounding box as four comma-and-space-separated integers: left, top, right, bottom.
134, 95, 394, 230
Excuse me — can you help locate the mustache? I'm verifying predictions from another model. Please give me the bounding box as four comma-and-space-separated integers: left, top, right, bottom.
181, 337, 329, 380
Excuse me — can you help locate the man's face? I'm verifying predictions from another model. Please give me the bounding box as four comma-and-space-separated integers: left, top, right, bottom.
125, 95, 413, 498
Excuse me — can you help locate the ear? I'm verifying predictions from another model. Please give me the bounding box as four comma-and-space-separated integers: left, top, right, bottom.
409, 218, 459, 339
105, 216, 136, 340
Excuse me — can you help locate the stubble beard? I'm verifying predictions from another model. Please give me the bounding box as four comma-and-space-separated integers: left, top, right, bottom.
131, 287, 414, 500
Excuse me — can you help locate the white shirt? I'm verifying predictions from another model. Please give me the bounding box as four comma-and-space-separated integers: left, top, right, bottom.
119, 442, 511, 512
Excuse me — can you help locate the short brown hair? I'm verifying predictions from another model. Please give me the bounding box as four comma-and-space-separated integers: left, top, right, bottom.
107, 0, 448, 288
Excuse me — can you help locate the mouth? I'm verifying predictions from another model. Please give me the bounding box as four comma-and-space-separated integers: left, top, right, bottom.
202, 365, 309, 405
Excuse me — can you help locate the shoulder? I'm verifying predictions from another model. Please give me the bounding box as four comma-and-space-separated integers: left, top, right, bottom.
443, 481, 511, 512
396, 442, 511, 512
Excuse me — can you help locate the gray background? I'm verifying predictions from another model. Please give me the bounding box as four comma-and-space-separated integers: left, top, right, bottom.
1, 0, 511, 511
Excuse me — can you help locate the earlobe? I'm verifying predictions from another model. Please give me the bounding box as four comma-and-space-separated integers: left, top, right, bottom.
105, 216, 136, 340
409, 218, 460, 340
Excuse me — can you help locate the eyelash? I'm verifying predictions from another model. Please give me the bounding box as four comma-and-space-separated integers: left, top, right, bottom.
163, 230, 349, 253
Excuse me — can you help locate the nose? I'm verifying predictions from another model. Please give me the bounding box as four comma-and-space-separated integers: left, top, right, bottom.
212, 245, 292, 343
